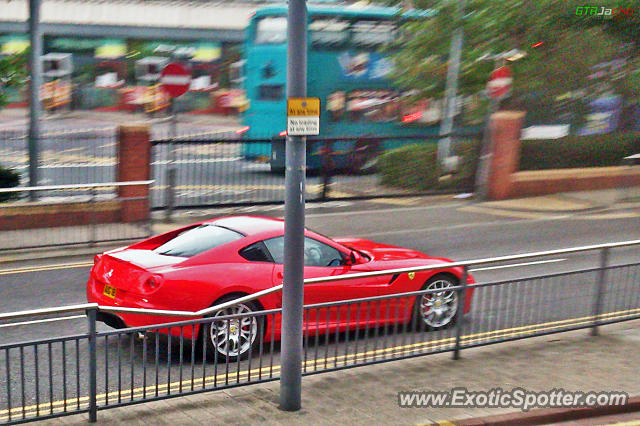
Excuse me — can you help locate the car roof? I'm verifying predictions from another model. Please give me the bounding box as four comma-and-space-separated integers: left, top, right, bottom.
207, 215, 285, 237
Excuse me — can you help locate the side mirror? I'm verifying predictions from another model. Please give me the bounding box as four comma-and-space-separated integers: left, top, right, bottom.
350, 251, 357, 265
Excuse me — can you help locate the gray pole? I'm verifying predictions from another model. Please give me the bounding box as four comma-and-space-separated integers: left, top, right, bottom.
473, 96, 499, 200
28, 0, 43, 198
279, 0, 307, 412
438, 0, 465, 167
165, 98, 177, 222
474, 57, 503, 200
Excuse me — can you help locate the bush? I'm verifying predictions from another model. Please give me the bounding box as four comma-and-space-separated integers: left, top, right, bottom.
520, 132, 640, 170
378, 140, 479, 192
0, 166, 20, 202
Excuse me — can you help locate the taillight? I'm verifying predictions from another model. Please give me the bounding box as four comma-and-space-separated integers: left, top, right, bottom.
143, 275, 163, 293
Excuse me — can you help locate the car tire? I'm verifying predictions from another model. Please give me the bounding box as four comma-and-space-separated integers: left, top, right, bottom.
203, 295, 262, 362
412, 274, 459, 331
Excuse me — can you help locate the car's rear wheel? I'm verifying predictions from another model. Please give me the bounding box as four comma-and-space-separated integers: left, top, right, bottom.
413, 275, 459, 330
205, 297, 261, 361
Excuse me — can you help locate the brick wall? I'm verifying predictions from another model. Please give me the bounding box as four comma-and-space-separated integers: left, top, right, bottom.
118, 125, 152, 223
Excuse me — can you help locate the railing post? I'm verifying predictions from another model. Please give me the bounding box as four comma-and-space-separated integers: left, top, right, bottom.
591, 247, 610, 336
87, 307, 98, 422
453, 266, 468, 360
89, 187, 96, 247
165, 142, 176, 223
144, 188, 153, 238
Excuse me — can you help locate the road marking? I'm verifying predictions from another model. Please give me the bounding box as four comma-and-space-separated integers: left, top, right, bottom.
305, 202, 464, 219
2, 307, 639, 420
348, 215, 570, 238
0, 315, 85, 329
0, 262, 93, 276
469, 258, 567, 272
460, 205, 558, 220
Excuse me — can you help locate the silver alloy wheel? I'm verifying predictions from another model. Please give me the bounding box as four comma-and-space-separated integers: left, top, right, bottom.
420, 279, 458, 328
210, 303, 258, 358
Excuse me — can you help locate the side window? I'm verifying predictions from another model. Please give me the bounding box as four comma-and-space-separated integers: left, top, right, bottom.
239, 241, 273, 263
303, 237, 344, 267
263, 236, 285, 264
263, 236, 344, 267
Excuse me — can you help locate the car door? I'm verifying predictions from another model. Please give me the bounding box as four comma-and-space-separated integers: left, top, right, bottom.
265, 236, 386, 334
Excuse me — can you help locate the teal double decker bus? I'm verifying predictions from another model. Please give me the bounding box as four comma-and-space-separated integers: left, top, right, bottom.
241, 4, 440, 172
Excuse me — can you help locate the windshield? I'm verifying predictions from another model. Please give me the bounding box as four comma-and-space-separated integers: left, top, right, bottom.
153, 225, 243, 257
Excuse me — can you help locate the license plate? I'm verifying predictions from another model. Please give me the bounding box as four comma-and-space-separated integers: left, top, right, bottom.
103, 284, 117, 299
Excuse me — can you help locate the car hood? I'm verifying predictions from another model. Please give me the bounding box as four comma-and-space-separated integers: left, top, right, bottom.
335, 238, 431, 262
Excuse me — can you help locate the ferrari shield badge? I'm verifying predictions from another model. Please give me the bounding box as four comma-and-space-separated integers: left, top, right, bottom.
408, 272, 415, 280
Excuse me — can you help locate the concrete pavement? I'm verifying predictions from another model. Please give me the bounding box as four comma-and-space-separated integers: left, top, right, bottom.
38, 321, 640, 425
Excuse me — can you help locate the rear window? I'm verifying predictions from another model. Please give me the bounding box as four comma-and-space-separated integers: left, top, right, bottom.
153, 225, 243, 257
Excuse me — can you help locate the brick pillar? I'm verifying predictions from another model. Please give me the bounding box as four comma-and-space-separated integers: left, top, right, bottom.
118, 125, 151, 223
487, 111, 525, 200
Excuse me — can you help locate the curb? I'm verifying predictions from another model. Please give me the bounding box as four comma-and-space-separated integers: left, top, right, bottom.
441, 396, 640, 426
476, 202, 609, 214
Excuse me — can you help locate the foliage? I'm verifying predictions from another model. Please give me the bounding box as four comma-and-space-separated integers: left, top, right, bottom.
378, 140, 479, 190
382, 0, 640, 119
520, 132, 640, 170
0, 50, 28, 109
379, 132, 640, 191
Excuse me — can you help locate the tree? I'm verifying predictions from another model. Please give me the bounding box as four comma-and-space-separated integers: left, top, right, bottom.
385, 0, 640, 125
0, 50, 28, 110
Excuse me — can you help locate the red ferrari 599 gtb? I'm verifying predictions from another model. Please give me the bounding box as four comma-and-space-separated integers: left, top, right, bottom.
88, 216, 474, 359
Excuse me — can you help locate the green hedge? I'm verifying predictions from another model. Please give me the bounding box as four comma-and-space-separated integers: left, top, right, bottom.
378, 140, 479, 192
0, 166, 20, 202
520, 132, 640, 170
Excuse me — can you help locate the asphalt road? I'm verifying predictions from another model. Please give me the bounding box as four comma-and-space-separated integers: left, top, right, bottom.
1, 201, 639, 418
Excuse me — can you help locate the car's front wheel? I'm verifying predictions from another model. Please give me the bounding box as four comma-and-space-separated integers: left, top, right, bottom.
413, 275, 459, 330
205, 298, 261, 361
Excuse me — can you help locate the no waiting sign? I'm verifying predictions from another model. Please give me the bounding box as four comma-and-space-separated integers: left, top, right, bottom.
287, 97, 320, 136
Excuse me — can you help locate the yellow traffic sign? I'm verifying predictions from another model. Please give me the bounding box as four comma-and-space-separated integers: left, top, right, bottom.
287, 97, 320, 117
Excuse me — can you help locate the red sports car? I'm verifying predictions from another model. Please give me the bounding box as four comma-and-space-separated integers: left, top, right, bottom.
88, 216, 474, 359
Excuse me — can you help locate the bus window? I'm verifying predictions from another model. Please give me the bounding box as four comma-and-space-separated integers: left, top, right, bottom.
351, 20, 397, 46
310, 17, 350, 48
258, 84, 284, 101
255, 16, 287, 44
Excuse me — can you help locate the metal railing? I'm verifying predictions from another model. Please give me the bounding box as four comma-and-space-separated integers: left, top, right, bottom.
0, 181, 154, 252
0, 128, 118, 188
150, 133, 481, 212
1, 239, 639, 423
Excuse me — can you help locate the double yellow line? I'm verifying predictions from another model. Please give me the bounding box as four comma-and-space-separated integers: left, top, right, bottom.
2, 307, 639, 421
0, 262, 93, 276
